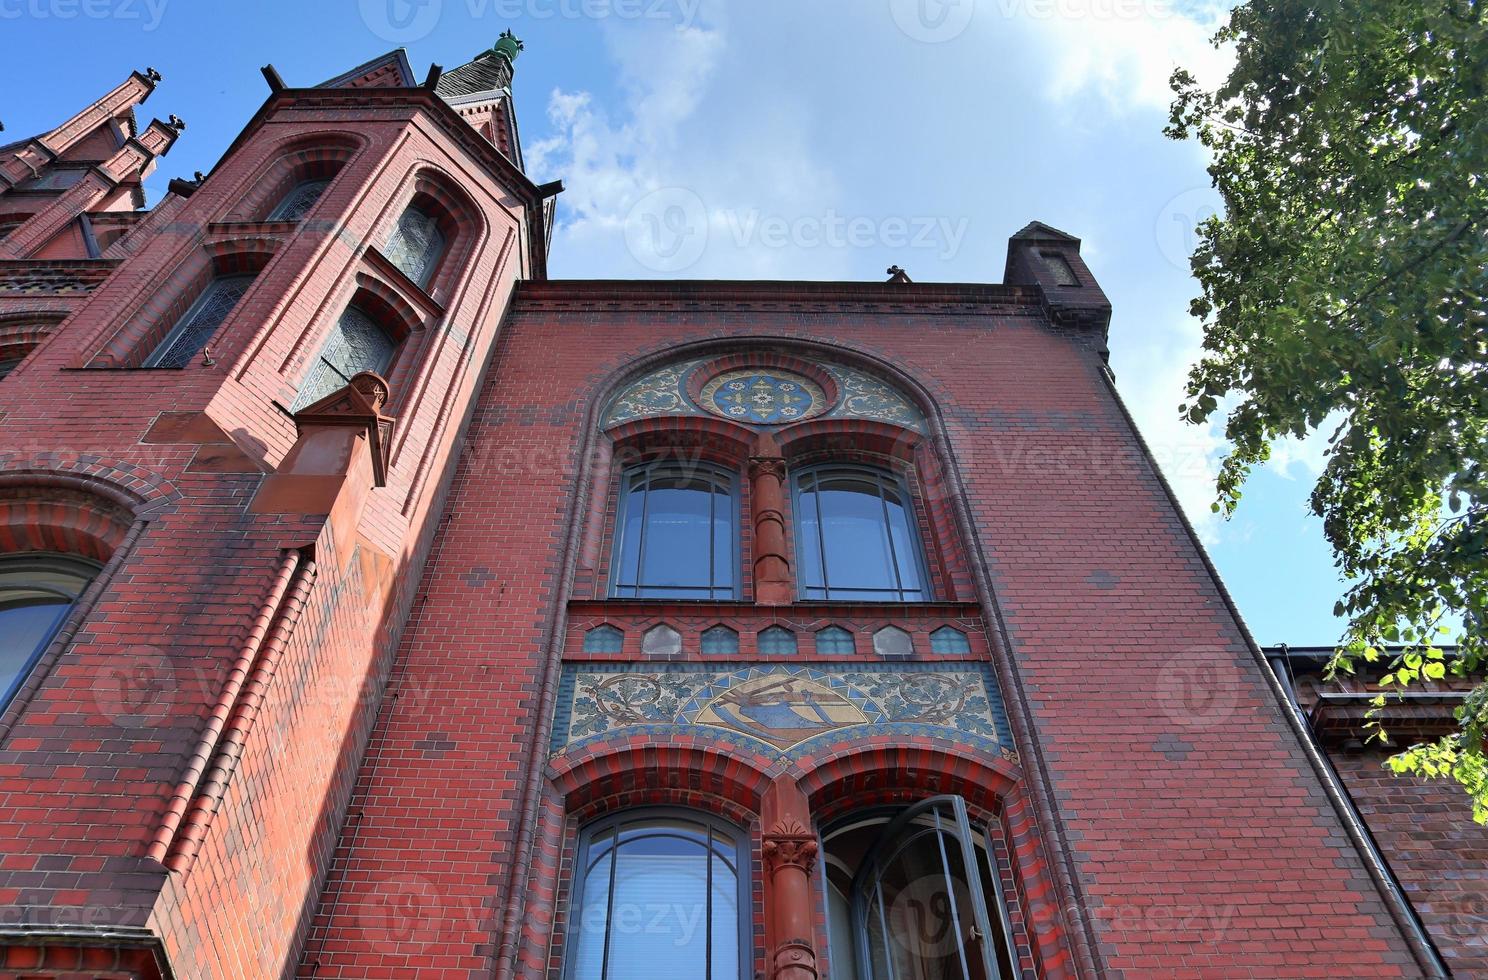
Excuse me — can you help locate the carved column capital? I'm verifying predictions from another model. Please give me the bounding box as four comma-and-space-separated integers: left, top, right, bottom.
763, 820, 819, 876
749, 455, 788, 480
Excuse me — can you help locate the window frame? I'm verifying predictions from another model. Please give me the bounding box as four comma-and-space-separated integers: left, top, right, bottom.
607, 460, 741, 601
828, 796, 1016, 980
266, 177, 333, 222
291, 303, 401, 412
384, 205, 448, 290
142, 273, 255, 369
790, 462, 932, 603
564, 807, 752, 980
0, 552, 102, 710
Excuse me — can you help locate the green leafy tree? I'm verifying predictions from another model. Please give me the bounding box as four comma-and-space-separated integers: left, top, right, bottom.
1166, 0, 1488, 817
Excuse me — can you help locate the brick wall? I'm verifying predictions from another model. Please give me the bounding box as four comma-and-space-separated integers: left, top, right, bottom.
297, 281, 1427, 978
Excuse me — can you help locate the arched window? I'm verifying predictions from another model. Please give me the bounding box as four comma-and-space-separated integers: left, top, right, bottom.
144, 274, 254, 368
822, 797, 1016, 980
610, 462, 738, 600
0, 357, 23, 381
266, 178, 331, 222
792, 464, 928, 602
0, 553, 101, 709
292, 305, 398, 411
566, 810, 748, 980
384, 206, 446, 288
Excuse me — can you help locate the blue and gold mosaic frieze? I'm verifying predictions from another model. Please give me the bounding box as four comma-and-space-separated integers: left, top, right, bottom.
602, 360, 926, 432
551, 662, 1013, 761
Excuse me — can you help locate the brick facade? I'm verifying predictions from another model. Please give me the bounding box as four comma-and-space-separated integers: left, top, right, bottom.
0, 43, 1478, 980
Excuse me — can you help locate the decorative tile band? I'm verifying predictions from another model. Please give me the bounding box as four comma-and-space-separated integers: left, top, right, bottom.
603, 360, 926, 432
551, 662, 1013, 761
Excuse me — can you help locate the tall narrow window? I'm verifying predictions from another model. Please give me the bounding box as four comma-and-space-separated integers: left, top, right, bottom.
292, 306, 398, 411
823, 797, 1017, 980
567, 811, 747, 980
0, 553, 101, 710
144, 275, 254, 368
267, 178, 331, 222
793, 465, 928, 602
610, 462, 737, 600
384, 206, 446, 288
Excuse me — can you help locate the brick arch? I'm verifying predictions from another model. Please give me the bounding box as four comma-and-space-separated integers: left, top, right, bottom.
794, 738, 1021, 823
606, 414, 757, 465
547, 738, 773, 825
0, 310, 65, 367
89, 241, 279, 368
586, 335, 947, 438
0, 456, 180, 513
384, 164, 488, 301
225, 131, 366, 223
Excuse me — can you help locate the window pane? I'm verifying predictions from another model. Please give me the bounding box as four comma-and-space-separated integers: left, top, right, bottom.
710, 832, 739, 980
796, 467, 927, 602
611, 466, 736, 600
147, 275, 253, 368
0, 554, 100, 707
267, 178, 330, 222
606, 823, 710, 980
292, 307, 396, 411
386, 207, 446, 287
570, 828, 615, 980
637, 480, 715, 594
573, 816, 744, 980
0, 600, 70, 701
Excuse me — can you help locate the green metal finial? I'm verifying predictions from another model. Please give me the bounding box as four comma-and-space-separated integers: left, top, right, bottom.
492, 30, 524, 65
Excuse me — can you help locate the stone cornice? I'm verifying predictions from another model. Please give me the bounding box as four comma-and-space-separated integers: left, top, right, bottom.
513, 278, 1045, 315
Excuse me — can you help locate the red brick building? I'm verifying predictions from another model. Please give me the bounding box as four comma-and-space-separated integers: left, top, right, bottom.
0, 39, 1480, 980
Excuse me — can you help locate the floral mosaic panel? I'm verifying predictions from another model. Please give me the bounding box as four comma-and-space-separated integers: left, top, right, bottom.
602, 361, 927, 432
551, 663, 1012, 760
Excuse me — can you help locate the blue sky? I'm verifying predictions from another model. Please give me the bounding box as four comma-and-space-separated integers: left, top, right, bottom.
2, 0, 1348, 645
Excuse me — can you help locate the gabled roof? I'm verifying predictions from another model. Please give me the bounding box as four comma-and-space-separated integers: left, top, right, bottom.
1009, 220, 1080, 243
316, 49, 416, 90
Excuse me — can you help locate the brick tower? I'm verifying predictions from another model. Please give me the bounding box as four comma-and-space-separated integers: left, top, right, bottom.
0, 37, 1477, 980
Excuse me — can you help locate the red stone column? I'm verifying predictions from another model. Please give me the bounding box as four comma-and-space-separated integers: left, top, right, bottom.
749, 433, 793, 605
762, 776, 820, 980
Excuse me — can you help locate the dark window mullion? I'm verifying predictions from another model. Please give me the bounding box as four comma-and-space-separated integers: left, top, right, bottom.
876, 471, 909, 601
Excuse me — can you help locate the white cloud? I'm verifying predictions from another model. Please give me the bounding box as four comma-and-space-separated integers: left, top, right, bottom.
1012, 0, 1236, 110
1267, 413, 1342, 481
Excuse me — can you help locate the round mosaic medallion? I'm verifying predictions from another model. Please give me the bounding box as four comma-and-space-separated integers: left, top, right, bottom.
699, 369, 829, 424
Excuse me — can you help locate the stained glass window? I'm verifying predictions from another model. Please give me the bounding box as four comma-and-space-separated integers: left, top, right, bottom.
930, 627, 971, 655
0, 553, 101, 710
815, 626, 855, 655
567, 812, 747, 980
267, 178, 331, 222
145, 275, 254, 368
609, 463, 737, 600
292, 306, 398, 411
701, 626, 739, 655
758, 626, 797, 655
794, 465, 928, 602
583, 625, 623, 654
384, 206, 446, 288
